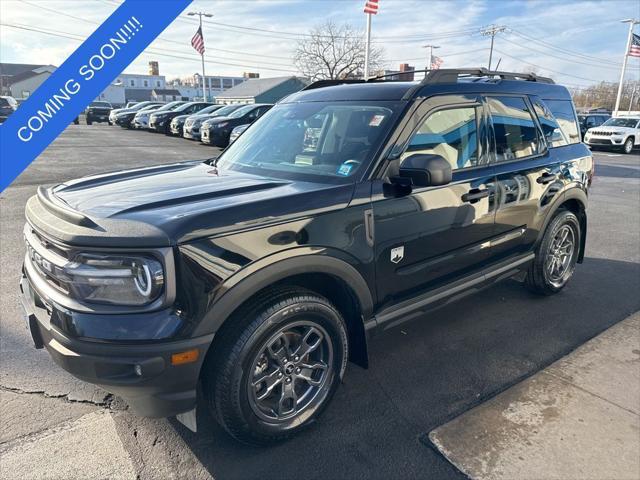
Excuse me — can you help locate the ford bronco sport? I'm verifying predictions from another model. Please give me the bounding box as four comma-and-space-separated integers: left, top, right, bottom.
20, 68, 592, 445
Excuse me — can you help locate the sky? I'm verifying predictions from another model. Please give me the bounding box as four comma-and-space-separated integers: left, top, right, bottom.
1, 0, 639, 91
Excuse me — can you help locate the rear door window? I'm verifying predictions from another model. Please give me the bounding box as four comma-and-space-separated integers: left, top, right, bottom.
488, 96, 541, 161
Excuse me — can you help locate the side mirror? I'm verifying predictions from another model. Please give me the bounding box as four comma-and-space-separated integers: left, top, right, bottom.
398, 154, 452, 187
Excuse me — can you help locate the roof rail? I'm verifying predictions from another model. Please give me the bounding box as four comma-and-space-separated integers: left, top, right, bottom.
419, 68, 554, 85
302, 79, 365, 91
302, 67, 554, 93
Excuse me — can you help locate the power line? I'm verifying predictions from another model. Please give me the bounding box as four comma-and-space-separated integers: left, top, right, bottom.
18, 0, 295, 61
509, 28, 624, 67
499, 35, 623, 70
492, 48, 601, 83
0, 23, 300, 73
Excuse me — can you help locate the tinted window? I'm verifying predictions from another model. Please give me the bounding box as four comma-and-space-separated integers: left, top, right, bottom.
544, 100, 580, 144
406, 107, 479, 170
488, 96, 540, 161
532, 99, 567, 148
585, 116, 598, 127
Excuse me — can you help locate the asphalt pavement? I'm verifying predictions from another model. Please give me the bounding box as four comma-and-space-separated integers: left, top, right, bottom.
1, 125, 638, 479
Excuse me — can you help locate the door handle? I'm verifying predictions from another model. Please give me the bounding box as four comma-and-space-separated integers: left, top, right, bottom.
462, 188, 490, 203
536, 173, 557, 184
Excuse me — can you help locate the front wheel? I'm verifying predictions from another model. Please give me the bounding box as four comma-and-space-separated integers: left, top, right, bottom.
525, 210, 581, 295
622, 137, 634, 154
86, 118, 92, 125
202, 287, 348, 445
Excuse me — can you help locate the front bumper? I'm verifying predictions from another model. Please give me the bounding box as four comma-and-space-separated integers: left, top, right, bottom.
584, 135, 625, 147
19, 271, 214, 418
149, 118, 169, 132
183, 128, 200, 139
133, 117, 149, 129
169, 123, 183, 135
115, 116, 134, 127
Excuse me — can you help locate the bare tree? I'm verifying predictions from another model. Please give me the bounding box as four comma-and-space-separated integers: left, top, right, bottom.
293, 21, 384, 80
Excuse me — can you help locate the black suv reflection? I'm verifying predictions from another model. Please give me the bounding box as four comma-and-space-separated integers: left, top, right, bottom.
20, 68, 592, 446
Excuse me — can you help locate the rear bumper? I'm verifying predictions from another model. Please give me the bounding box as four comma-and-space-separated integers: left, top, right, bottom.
19, 272, 214, 418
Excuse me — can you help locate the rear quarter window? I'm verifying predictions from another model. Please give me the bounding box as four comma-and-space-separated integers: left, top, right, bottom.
532, 99, 567, 148
543, 100, 580, 144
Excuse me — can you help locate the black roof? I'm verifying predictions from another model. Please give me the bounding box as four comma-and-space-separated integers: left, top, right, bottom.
282, 68, 572, 104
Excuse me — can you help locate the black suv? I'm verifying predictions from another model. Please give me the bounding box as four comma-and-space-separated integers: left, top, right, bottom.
85, 101, 112, 125
200, 103, 272, 147
577, 112, 610, 139
20, 68, 592, 445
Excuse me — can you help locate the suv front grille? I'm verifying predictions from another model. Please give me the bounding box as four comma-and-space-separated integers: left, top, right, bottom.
590, 131, 613, 136
24, 224, 72, 294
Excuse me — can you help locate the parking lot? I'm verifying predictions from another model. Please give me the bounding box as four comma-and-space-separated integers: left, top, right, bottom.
1, 124, 639, 479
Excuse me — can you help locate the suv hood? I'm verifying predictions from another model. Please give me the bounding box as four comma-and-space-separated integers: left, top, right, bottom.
588, 124, 639, 134
30, 162, 354, 246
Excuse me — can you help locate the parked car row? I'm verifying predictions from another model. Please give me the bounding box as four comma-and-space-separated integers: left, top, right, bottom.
108, 100, 274, 147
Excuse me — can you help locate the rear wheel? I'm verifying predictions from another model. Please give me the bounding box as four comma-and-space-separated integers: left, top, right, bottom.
202, 287, 348, 445
525, 210, 581, 295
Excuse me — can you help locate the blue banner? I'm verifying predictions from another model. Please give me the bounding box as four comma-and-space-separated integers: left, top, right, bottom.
0, 0, 192, 192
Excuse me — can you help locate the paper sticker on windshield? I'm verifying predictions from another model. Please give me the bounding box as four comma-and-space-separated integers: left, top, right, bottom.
369, 114, 385, 127
337, 163, 353, 176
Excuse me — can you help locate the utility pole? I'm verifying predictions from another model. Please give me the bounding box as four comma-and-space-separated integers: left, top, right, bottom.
614, 19, 639, 116
422, 44, 440, 71
188, 10, 213, 101
629, 85, 638, 113
481, 25, 506, 70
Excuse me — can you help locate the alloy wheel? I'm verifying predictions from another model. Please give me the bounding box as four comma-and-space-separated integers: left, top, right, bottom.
247, 321, 333, 422
544, 224, 577, 288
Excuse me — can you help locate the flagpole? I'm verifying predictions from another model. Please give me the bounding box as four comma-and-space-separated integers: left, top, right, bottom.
188, 10, 213, 101
614, 19, 639, 116
200, 15, 206, 101
364, 12, 371, 80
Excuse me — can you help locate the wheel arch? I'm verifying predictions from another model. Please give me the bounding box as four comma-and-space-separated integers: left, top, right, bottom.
538, 188, 588, 263
193, 250, 374, 368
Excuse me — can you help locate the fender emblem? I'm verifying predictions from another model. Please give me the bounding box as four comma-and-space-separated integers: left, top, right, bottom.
390, 246, 404, 264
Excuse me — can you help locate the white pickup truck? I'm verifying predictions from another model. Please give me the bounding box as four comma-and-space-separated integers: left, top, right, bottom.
584, 116, 640, 154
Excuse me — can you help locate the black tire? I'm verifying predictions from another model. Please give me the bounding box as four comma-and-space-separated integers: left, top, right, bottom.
86, 118, 92, 125
622, 137, 634, 154
202, 287, 348, 445
525, 210, 581, 295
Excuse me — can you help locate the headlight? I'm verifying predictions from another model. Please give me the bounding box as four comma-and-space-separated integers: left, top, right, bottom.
193, 120, 202, 127
64, 253, 164, 306
215, 122, 229, 128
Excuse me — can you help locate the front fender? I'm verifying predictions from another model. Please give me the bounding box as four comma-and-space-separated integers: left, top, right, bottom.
191, 247, 374, 337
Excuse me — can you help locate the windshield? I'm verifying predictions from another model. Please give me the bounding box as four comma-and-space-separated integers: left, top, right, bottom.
175, 102, 202, 112
90, 101, 111, 108
211, 105, 242, 117
228, 105, 255, 118
602, 118, 639, 128
217, 101, 401, 183
139, 104, 163, 112
131, 101, 155, 111
154, 101, 183, 112
197, 105, 220, 115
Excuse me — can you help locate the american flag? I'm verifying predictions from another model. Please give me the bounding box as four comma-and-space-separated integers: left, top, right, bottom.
630, 33, 640, 58
363, 0, 379, 15
191, 26, 205, 55
431, 56, 444, 70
